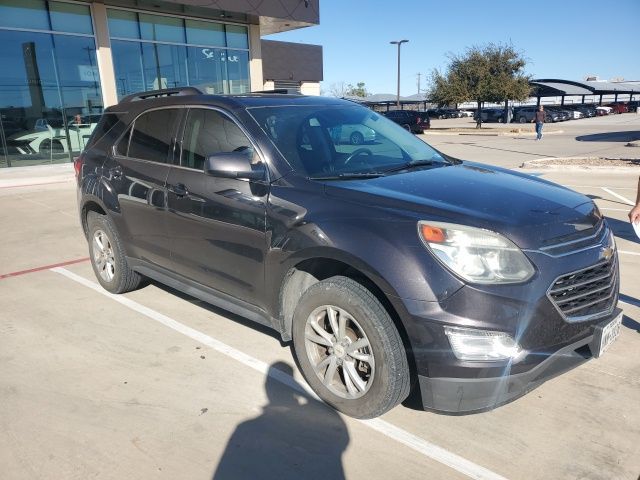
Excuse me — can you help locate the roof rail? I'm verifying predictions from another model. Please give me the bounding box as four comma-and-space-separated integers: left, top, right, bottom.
119, 87, 202, 103
251, 88, 300, 95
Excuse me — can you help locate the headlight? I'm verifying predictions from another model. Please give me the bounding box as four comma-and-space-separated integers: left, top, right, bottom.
418, 221, 534, 284
444, 326, 522, 361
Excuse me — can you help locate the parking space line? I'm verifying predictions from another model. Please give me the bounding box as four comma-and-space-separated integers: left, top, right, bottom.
0, 180, 72, 189
51, 266, 509, 480
601, 187, 635, 206
619, 250, 640, 256
0, 257, 89, 280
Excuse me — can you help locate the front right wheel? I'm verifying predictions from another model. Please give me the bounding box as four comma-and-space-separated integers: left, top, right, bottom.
292, 276, 410, 418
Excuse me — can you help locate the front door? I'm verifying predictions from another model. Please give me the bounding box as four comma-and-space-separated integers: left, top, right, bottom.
166, 108, 268, 308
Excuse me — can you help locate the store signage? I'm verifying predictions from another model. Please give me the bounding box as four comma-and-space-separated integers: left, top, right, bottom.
201, 49, 239, 62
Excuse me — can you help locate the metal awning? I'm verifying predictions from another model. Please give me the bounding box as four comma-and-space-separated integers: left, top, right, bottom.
531, 79, 640, 96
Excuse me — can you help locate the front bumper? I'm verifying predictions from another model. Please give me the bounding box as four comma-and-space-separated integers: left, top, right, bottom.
416, 309, 622, 414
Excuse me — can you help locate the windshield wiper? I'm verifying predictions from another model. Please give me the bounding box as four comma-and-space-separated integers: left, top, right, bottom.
383, 159, 442, 173
310, 172, 385, 181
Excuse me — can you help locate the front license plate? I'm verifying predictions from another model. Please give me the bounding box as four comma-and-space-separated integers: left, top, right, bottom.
597, 312, 622, 357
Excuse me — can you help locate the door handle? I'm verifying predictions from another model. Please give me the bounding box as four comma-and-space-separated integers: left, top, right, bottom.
169, 183, 188, 197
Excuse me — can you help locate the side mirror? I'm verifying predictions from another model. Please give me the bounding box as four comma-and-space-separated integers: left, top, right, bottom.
204, 150, 265, 181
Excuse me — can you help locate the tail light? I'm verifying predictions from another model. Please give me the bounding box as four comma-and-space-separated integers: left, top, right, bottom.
73, 154, 83, 179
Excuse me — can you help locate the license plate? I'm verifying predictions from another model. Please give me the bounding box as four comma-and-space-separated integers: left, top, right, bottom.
597, 312, 622, 357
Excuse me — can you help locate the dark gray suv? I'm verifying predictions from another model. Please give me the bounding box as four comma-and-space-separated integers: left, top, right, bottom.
76, 88, 622, 418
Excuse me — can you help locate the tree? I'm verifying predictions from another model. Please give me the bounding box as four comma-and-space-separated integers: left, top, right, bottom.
345, 82, 368, 98
328, 81, 347, 97
429, 43, 531, 127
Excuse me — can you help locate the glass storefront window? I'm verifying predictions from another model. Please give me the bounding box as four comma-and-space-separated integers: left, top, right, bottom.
108, 9, 250, 100
185, 19, 225, 47
0, 0, 50, 30
0, 27, 102, 167
225, 25, 248, 49
139, 13, 185, 43
49, 2, 93, 35
107, 9, 140, 39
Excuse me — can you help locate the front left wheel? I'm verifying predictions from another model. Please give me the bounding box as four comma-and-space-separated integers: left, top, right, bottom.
292, 276, 410, 418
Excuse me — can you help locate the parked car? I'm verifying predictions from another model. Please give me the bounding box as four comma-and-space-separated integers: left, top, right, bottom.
458, 110, 474, 117
513, 107, 537, 123
575, 105, 597, 117
329, 124, 376, 145
608, 103, 628, 114
382, 110, 429, 133
596, 106, 612, 116
474, 108, 504, 122
76, 87, 622, 418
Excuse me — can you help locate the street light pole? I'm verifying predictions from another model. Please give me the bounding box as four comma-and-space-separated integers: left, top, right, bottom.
390, 39, 408, 108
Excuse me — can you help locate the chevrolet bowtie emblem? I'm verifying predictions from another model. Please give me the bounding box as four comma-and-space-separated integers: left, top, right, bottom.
601, 246, 614, 261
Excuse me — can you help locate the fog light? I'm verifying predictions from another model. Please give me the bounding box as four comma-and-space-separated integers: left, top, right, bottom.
444, 326, 522, 361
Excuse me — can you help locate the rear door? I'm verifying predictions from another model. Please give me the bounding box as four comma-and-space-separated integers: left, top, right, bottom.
108, 107, 182, 269
165, 107, 269, 307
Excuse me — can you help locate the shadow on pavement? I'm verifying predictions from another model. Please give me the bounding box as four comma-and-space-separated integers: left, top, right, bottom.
605, 216, 638, 244
575, 131, 640, 143
212, 362, 349, 480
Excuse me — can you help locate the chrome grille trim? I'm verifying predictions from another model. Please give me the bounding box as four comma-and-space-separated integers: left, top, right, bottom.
546, 257, 618, 323
526, 221, 609, 258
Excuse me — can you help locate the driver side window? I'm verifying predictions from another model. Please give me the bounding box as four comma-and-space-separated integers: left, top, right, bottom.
181, 109, 252, 170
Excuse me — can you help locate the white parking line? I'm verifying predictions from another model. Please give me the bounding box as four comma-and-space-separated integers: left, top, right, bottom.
601, 187, 635, 206
51, 266, 508, 480
619, 250, 640, 256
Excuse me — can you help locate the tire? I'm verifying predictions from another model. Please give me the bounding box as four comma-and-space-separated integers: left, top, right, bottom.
402, 124, 411, 132
350, 131, 364, 145
39, 139, 65, 154
292, 276, 410, 418
86, 211, 143, 294
518, 116, 526, 124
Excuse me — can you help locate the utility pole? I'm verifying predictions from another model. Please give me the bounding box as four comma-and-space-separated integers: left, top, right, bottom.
416, 73, 421, 95
390, 40, 408, 108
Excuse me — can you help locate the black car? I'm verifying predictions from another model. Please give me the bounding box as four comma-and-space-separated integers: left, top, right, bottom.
76, 88, 622, 418
383, 109, 430, 133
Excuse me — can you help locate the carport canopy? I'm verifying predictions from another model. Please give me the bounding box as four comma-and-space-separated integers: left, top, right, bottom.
530, 79, 640, 102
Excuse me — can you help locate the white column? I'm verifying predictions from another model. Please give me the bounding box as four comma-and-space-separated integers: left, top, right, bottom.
248, 24, 264, 92
91, 3, 118, 107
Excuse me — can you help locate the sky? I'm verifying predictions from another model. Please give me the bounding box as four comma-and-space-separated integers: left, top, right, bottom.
266, 0, 640, 96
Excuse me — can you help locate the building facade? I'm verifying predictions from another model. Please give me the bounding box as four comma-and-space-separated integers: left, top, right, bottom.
0, 0, 321, 167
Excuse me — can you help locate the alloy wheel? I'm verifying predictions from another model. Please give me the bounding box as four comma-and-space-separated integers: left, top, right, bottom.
92, 229, 116, 282
304, 305, 375, 399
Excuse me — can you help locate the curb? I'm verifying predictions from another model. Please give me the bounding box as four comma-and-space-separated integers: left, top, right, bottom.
422, 129, 564, 137
520, 157, 640, 171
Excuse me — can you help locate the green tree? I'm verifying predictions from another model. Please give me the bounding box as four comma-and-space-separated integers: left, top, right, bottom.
429, 43, 531, 127
345, 82, 368, 98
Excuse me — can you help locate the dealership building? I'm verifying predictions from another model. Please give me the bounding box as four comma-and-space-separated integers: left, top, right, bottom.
0, 0, 322, 167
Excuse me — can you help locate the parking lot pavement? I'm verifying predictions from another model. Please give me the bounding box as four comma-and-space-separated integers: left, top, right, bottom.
1, 156, 640, 479
423, 113, 640, 169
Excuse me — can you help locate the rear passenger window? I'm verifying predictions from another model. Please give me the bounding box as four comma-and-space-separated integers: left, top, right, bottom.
128, 109, 180, 163
181, 109, 252, 170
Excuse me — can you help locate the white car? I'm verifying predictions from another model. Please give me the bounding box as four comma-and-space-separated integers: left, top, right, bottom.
595, 106, 612, 116
329, 124, 376, 145
458, 110, 474, 117
10, 119, 97, 154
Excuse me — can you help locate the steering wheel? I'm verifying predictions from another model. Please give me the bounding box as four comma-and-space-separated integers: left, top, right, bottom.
344, 148, 373, 165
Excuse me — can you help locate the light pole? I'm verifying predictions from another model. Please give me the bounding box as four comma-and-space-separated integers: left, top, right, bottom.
390, 39, 408, 108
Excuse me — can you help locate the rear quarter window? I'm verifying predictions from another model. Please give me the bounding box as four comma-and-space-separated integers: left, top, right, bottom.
85, 113, 125, 150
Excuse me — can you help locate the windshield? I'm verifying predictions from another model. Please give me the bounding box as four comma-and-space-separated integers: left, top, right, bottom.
248, 104, 448, 178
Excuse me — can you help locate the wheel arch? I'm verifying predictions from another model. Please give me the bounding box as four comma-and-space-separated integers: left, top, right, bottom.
278, 254, 413, 359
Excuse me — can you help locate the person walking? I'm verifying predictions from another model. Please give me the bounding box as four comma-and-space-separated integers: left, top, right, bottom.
532, 105, 545, 140
629, 176, 640, 225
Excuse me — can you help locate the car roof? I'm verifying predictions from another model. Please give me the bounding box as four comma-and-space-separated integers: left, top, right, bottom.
105, 92, 352, 115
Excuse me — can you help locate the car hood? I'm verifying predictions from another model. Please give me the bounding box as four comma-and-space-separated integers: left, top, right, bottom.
323, 162, 599, 249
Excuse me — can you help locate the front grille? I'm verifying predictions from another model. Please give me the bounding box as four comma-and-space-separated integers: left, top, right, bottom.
547, 258, 618, 322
